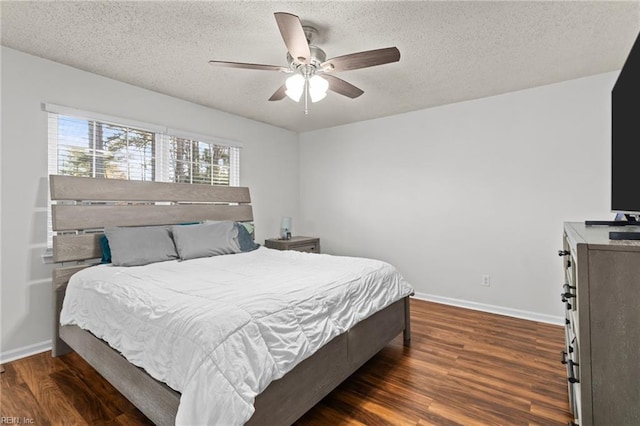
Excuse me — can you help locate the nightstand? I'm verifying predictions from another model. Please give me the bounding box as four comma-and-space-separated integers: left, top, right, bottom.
264, 236, 320, 254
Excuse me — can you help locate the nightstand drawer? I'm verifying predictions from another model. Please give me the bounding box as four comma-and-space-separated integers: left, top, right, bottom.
264, 237, 320, 253
288, 243, 318, 253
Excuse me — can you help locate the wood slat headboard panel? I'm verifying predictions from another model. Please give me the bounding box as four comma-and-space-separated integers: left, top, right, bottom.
53, 265, 90, 290
49, 175, 254, 263
50, 175, 251, 203
52, 204, 254, 231
53, 234, 103, 262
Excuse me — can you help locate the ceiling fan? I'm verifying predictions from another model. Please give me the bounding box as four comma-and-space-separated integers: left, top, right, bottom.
208, 12, 401, 114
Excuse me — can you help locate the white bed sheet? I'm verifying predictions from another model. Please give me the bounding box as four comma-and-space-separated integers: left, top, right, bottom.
60, 247, 413, 425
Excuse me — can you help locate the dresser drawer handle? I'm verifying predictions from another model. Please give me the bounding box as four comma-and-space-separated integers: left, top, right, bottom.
567, 360, 580, 384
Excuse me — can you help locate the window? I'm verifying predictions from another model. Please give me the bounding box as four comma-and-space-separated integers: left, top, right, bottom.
46, 104, 241, 248
50, 115, 157, 181
48, 112, 239, 186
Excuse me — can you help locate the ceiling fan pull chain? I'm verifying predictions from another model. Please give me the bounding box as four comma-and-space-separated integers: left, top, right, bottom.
304, 78, 309, 115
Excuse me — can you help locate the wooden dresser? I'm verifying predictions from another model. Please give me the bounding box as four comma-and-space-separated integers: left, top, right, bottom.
561, 222, 640, 426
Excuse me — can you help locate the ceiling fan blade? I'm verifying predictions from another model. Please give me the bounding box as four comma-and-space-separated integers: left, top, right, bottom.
274, 12, 311, 64
321, 47, 400, 72
269, 84, 287, 101
208, 60, 289, 72
324, 75, 364, 99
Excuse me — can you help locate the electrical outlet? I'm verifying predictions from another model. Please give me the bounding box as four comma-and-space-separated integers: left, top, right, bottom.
482, 274, 491, 287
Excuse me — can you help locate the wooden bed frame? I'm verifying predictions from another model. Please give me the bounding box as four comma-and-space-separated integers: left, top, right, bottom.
50, 175, 411, 425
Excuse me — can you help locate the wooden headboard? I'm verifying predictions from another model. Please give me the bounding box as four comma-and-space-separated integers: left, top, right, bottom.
49, 174, 253, 355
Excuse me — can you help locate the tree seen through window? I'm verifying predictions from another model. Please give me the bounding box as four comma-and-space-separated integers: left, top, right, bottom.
55, 116, 231, 186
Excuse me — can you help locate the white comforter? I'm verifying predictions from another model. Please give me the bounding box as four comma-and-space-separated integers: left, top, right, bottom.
60, 247, 413, 425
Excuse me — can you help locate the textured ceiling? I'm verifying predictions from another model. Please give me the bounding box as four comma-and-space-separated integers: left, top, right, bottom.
2, 1, 639, 132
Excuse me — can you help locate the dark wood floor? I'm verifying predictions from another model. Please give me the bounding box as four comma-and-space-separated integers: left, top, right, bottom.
1, 299, 572, 425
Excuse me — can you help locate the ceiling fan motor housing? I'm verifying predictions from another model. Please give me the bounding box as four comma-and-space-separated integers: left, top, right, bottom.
287, 44, 326, 74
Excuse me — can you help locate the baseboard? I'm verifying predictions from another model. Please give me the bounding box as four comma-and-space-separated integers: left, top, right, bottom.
413, 292, 564, 326
0, 340, 52, 364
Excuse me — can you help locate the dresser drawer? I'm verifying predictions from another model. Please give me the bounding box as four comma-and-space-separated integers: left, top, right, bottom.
561, 234, 581, 424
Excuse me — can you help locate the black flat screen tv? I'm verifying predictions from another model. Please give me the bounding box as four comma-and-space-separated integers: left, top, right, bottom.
611, 31, 640, 216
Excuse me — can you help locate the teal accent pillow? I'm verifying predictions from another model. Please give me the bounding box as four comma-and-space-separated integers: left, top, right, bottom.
100, 234, 112, 264
235, 222, 260, 252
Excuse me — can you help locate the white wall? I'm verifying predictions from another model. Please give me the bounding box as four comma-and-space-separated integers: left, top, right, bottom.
299, 72, 617, 321
0, 47, 299, 360
0, 44, 618, 360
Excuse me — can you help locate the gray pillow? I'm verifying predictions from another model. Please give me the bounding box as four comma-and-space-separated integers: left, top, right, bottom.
171, 221, 241, 260
104, 226, 178, 267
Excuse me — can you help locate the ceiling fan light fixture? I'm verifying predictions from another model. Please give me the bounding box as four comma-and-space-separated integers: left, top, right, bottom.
310, 91, 327, 103
309, 75, 329, 103
285, 74, 305, 102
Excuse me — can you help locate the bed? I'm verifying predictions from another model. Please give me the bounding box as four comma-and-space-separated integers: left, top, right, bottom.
50, 175, 413, 425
